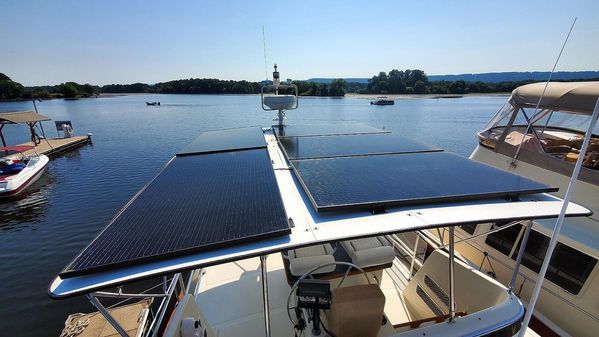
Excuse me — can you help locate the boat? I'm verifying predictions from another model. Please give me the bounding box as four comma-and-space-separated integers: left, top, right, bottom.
48, 68, 592, 337
371, 97, 395, 105
427, 81, 599, 336
146, 101, 160, 106
0, 146, 49, 198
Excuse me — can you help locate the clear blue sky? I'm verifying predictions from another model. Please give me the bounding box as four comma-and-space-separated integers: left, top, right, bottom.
1, 0, 598, 86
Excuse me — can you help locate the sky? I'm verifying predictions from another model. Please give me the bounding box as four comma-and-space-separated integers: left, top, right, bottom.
1, 0, 599, 86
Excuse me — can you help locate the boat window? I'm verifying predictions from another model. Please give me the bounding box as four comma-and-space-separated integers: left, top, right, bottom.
484, 222, 521, 257
534, 110, 599, 136
513, 230, 598, 295
459, 224, 477, 235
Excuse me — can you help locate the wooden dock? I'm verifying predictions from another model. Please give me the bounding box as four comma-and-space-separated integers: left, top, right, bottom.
1, 135, 92, 160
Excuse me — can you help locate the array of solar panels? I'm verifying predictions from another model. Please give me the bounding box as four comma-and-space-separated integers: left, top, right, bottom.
62, 127, 290, 277
277, 124, 557, 212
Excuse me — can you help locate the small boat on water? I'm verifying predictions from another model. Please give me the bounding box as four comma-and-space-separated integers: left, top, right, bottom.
0, 146, 49, 198
371, 97, 395, 105
146, 101, 160, 106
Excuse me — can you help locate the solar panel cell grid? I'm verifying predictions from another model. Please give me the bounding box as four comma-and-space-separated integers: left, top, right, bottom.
62, 148, 289, 277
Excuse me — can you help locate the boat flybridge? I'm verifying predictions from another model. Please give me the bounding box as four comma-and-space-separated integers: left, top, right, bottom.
50, 69, 591, 337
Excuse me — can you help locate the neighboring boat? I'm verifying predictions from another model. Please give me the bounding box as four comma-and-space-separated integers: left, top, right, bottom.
146, 101, 160, 106
371, 97, 395, 105
0, 146, 49, 198
49, 69, 591, 337
429, 81, 599, 337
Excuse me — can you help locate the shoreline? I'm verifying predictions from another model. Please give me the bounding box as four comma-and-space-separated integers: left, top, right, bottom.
0, 92, 512, 103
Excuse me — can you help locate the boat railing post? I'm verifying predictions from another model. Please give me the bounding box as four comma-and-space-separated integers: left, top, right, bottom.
86, 294, 129, 337
448, 226, 456, 323
260, 255, 272, 337
509, 220, 532, 293
409, 235, 420, 281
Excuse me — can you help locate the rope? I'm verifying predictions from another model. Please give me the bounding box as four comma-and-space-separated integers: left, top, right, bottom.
59, 315, 90, 337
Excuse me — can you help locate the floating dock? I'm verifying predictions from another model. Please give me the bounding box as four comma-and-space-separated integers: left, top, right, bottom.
1, 110, 92, 160
1, 135, 92, 160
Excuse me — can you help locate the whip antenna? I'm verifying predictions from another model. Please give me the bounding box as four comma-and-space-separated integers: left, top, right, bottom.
511, 17, 577, 166
262, 26, 269, 82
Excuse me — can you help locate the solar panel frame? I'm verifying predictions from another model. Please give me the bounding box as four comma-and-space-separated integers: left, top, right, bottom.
61, 148, 290, 277
273, 124, 389, 138
177, 126, 266, 156
279, 133, 443, 160
290, 152, 558, 212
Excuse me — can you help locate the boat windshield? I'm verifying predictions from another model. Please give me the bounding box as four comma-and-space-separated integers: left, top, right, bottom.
479, 97, 599, 171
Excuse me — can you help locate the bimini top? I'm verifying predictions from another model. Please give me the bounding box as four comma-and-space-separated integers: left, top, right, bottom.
510, 81, 599, 115
49, 124, 592, 299
0, 111, 51, 124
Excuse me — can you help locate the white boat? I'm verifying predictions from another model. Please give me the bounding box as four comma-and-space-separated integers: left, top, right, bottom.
431, 81, 599, 336
0, 147, 49, 198
48, 69, 592, 337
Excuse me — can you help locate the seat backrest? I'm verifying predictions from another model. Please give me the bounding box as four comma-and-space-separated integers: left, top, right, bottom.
327, 284, 385, 337
163, 294, 215, 337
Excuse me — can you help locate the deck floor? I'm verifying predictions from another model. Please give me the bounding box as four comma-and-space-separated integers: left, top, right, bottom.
1, 136, 91, 160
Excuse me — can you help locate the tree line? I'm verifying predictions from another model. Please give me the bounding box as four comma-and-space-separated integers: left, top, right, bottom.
2, 70, 598, 100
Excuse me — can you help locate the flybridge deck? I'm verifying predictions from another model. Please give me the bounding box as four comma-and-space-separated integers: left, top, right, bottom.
50, 123, 590, 298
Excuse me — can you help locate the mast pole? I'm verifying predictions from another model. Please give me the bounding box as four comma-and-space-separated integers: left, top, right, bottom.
519, 97, 599, 336
448, 226, 456, 323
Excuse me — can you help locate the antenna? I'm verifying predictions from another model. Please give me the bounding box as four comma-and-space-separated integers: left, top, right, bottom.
262, 26, 269, 82
510, 17, 577, 167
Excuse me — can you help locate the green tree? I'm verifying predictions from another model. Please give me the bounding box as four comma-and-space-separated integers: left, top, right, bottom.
328, 78, 347, 96
0, 79, 25, 99
58, 82, 80, 98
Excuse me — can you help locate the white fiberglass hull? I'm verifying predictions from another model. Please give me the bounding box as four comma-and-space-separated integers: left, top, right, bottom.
0, 155, 49, 198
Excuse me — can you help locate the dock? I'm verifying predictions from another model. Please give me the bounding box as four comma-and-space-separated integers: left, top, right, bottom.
1, 135, 92, 160
1, 110, 92, 160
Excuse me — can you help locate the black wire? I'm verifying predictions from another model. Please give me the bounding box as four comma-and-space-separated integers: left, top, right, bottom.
320, 317, 336, 337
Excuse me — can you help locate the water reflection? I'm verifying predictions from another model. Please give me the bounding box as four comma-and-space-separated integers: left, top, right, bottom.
0, 173, 54, 231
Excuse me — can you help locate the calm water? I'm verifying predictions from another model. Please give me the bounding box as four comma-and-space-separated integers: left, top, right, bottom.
0, 94, 506, 336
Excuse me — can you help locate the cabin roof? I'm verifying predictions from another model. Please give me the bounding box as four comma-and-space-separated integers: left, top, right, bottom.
0, 111, 50, 124
510, 81, 599, 115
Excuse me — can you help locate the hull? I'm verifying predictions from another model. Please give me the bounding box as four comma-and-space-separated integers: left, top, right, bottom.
0, 155, 48, 197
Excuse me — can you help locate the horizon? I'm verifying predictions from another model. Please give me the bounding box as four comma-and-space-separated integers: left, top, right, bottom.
2, 1, 599, 86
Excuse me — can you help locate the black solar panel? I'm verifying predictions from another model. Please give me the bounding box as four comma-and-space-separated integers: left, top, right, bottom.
61, 149, 289, 277
292, 152, 557, 212
280, 133, 442, 159
178, 126, 266, 156
274, 124, 388, 138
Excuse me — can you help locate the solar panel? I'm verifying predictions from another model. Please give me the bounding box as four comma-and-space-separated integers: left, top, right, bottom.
274, 124, 388, 138
61, 148, 289, 277
177, 126, 266, 156
280, 133, 442, 159
292, 152, 557, 212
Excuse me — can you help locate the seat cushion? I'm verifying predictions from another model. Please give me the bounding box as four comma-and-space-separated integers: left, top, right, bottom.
327, 284, 386, 337
341, 237, 395, 269
288, 244, 336, 276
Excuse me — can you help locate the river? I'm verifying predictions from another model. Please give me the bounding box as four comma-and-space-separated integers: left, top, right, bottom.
0, 93, 507, 336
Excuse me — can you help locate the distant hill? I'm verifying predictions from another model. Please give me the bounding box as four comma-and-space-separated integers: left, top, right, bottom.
306, 78, 369, 84
306, 71, 599, 84
427, 71, 599, 83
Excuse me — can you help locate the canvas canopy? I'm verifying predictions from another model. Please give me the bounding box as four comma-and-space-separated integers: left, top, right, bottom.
0, 111, 50, 124
510, 81, 599, 115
